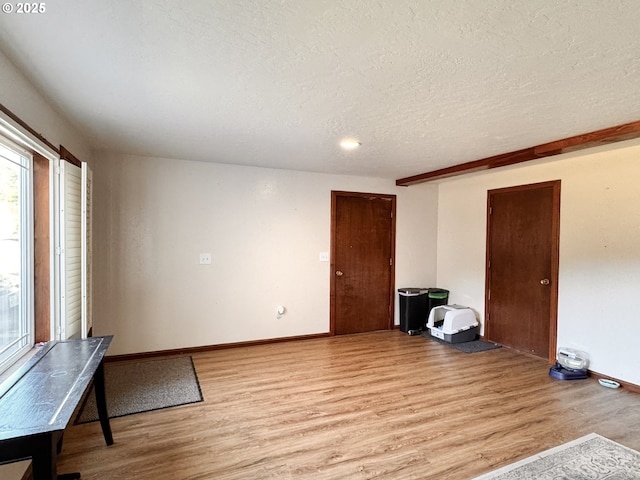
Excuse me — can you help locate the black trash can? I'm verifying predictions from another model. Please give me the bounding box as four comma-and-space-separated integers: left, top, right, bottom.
427, 288, 449, 321
398, 288, 429, 335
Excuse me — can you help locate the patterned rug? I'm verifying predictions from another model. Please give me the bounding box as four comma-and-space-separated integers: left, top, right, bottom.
473, 433, 640, 479
76, 356, 203, 423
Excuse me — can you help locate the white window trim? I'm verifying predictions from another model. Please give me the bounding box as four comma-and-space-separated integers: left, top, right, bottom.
0, 135, 33, 374
0, 112, 59, 163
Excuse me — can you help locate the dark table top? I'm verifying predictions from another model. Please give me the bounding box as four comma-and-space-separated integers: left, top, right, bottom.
0, 336, 112, 442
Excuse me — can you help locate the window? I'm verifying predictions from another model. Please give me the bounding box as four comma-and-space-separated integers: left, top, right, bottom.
0, 110, 89, 375
0, 136, 33, 374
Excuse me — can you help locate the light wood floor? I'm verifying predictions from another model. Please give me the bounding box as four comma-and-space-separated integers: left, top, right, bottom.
57, 331, 640, 479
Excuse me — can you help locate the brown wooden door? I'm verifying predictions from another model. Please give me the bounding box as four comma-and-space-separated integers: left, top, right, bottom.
331, 192, 396, 335
485, 181, 560, 360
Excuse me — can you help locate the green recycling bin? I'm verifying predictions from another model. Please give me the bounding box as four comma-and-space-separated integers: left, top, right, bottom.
427, 288, 449, 324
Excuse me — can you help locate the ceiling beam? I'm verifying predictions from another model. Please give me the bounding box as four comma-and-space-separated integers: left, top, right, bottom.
396, 120, 640, 186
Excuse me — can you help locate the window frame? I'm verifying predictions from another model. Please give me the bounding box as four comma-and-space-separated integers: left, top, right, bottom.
0, 135, 34, 374
0, 112, 58, 375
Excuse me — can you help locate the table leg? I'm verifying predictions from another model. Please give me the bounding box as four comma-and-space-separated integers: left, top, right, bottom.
93, 361, 114, 446
30, 433, 57, 480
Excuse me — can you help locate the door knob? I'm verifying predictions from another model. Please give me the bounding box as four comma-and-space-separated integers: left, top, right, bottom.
540, 278, 550, 285
336, 270, 343, 276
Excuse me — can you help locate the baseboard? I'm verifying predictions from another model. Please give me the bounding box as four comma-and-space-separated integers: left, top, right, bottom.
106, 332, 332, 362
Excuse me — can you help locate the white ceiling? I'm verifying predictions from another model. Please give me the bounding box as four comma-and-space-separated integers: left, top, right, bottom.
1, 1, 639, 180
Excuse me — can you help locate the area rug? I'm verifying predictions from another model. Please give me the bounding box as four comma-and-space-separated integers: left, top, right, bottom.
76, 356, 203, 423
473, 433, 640, 479
423, 332, 502, 353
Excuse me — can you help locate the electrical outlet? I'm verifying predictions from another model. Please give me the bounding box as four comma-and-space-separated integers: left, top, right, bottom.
319, 252, 329, 262
199, 253, 212, 265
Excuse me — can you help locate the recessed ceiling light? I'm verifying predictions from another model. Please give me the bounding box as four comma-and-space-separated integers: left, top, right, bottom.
340, 139, 361, 150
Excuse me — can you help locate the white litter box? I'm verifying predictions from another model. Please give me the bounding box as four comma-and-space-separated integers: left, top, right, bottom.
426, 305, 479, 343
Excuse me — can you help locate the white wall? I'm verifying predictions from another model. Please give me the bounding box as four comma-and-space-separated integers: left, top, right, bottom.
0, 48, 92, 161
92, 152, 438, 355
1, 43, 438, 358
437, 140, 640, 385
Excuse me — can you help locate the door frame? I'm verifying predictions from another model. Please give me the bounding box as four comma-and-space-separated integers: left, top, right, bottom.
484, 180, 561, 362
330, 191, 397, 335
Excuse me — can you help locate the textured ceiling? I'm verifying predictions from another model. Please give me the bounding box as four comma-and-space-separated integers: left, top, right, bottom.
1, 0, 639, 179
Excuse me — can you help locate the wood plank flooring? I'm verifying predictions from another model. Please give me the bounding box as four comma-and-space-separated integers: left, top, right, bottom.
57, 331, 640, 479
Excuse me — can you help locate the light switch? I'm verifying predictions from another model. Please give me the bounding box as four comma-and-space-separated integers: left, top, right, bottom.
199, 253, 212, 265
319, 252, 329, 262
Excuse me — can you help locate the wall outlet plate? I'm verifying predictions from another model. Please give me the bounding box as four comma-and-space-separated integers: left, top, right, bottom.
199, 253, 212, 265
319, 252, 329, 262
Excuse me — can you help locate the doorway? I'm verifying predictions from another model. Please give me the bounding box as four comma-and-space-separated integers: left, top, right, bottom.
330, 191, 396, 335
485, 181, 560, 361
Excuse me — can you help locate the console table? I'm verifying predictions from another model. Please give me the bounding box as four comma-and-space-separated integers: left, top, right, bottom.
0, 336, 114, 479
